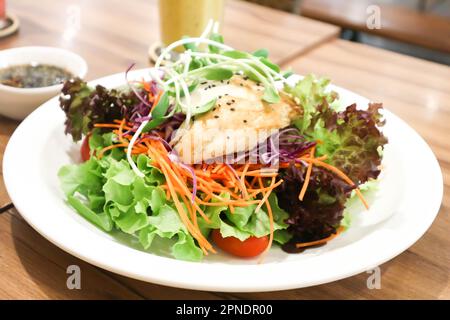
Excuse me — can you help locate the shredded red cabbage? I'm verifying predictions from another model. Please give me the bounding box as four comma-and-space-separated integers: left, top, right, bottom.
225, 127, 315, 165
125, 63, 153, 109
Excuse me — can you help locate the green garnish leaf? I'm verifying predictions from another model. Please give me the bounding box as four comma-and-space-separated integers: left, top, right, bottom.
262, 87, 280, 104
252, 48, 269, 58
142, 91, 170, 132
282, 70, 294, 78
209, 33, 225, 53
223, 50, 250, 60
260, 57, 280, 73
167, 80, 199, 97
203, 67, 234, 81
151, 91, 170, 119
182, 35, 198, 51
192, 98, 217, 115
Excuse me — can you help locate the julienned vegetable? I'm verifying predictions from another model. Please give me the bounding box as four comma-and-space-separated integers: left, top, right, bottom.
58, 25, 387, 262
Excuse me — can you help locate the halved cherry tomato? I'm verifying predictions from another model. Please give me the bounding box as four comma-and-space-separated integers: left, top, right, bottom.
211, 229, 269, 258
80, 134, 91, 162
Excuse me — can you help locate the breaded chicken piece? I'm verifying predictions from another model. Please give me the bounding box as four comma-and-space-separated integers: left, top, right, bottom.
174, 76, 302, 164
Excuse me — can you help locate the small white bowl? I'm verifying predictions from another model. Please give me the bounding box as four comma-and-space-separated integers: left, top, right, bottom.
0, 46, 88, 120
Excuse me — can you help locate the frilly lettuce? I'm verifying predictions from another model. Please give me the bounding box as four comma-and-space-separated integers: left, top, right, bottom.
286, 75, 387, 185
284, 74, 339, 133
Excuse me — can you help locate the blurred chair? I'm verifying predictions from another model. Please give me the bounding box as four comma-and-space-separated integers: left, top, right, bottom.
299, 0, 450, 54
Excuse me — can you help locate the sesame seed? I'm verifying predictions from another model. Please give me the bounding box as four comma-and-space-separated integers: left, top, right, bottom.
230, 108, 235, 111
214, 115, 219, 119
243, 120, 247, 123
226, 102, 232, 105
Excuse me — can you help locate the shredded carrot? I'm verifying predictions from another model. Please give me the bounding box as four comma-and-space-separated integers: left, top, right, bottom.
93, 123, 122, 129
212, 164, 224, 174
303, 158, 369, 209
147, 145, 214, 254
296, 226, 344, 248
94, 122, 132, 131
256, 177, 275, 262
147, 143, 209, 223
117, 119, 126, 143
254, 177, 276, 214
299, 146, 315, 201
240, 163, 249, 180
355, 189, 369, 210
96, 143, 128, 159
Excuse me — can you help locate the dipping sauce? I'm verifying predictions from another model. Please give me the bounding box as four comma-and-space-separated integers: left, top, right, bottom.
0, 64, 74, 88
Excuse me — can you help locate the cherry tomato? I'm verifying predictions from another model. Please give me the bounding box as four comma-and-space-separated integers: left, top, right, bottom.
211, 229, 269, 258
80, 135, 91, 162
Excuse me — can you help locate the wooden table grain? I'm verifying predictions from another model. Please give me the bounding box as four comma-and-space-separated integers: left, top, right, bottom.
0, 1, 448, 300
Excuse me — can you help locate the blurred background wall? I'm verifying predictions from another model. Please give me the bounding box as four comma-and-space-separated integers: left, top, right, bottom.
244, 0, 450, 65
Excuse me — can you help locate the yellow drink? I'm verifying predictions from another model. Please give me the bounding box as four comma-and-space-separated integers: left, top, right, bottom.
159, 0, 225, 49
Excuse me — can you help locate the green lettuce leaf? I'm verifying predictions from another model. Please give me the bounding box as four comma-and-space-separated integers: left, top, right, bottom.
139, 204, 203, 262
58, 158, 104, 197
67, 195, 113, 232
284, 74, 338, 133
198, 193, 290, 243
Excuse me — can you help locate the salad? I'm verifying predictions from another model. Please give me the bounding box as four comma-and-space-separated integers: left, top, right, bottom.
58, 25, 387, 262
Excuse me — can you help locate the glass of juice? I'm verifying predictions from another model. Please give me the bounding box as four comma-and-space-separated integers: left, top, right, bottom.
158, 0, 225, 49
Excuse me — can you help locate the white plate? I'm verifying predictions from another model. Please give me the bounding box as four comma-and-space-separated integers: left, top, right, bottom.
3, 69, 443, 292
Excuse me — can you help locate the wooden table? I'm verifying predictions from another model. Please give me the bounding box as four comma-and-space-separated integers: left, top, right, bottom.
0, 1, 448, 300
